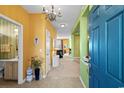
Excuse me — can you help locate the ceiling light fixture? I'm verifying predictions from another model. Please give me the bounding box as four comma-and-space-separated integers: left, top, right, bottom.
42, 5, 62, 21
60, 23, 67, 28
60, 24, 65, 28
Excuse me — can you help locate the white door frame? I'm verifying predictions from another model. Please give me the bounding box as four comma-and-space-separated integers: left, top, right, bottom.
0, 14, 24, 84
45, 29, 51, 76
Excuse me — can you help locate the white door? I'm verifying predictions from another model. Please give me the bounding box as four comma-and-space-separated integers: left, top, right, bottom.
46, 29, 50, 75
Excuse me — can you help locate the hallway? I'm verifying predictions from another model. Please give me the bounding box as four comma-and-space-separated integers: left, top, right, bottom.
1, 5, 124, 88
0, 56, 83, 88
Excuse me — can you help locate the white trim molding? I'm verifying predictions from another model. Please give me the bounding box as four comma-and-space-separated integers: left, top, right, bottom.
79, 76, 87, 88
0, 14, 24, 84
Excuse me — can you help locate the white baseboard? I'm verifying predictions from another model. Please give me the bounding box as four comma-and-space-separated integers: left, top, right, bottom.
43, 75, 46, 78
22, 78, 26, 83
79, 76, 87, 88
18, 78, 26, 84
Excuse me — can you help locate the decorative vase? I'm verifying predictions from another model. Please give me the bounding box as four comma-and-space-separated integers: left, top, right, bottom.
35, 68, 40, 80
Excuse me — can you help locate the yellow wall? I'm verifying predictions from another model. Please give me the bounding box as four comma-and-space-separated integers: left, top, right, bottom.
29, 14, 57, 76
29, 14, 46, 76
63, 39, 69, 46
62, 39, 69, 54
0, 5, 30, 78
0, 5, 57, 78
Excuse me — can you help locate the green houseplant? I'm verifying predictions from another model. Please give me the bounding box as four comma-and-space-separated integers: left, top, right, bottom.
31, 56, 42, 80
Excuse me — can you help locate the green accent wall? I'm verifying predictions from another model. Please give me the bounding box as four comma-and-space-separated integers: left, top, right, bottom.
80, 16, 89, 87
80, 6, 93, 88
71, 5, 93, 88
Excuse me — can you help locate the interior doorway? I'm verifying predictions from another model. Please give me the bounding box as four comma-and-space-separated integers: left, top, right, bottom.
73, 24, 80, 58
74, 35, 80, 57
0, 14, 23, 84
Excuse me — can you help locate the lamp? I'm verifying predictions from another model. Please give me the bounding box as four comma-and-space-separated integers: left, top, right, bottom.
42, 5, 62, 21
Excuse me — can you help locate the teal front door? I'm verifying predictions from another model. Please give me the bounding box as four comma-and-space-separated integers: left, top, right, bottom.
89, 5, 124, 88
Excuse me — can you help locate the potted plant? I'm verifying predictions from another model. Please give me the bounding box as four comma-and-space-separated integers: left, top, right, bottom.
31, 56, 42, 80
